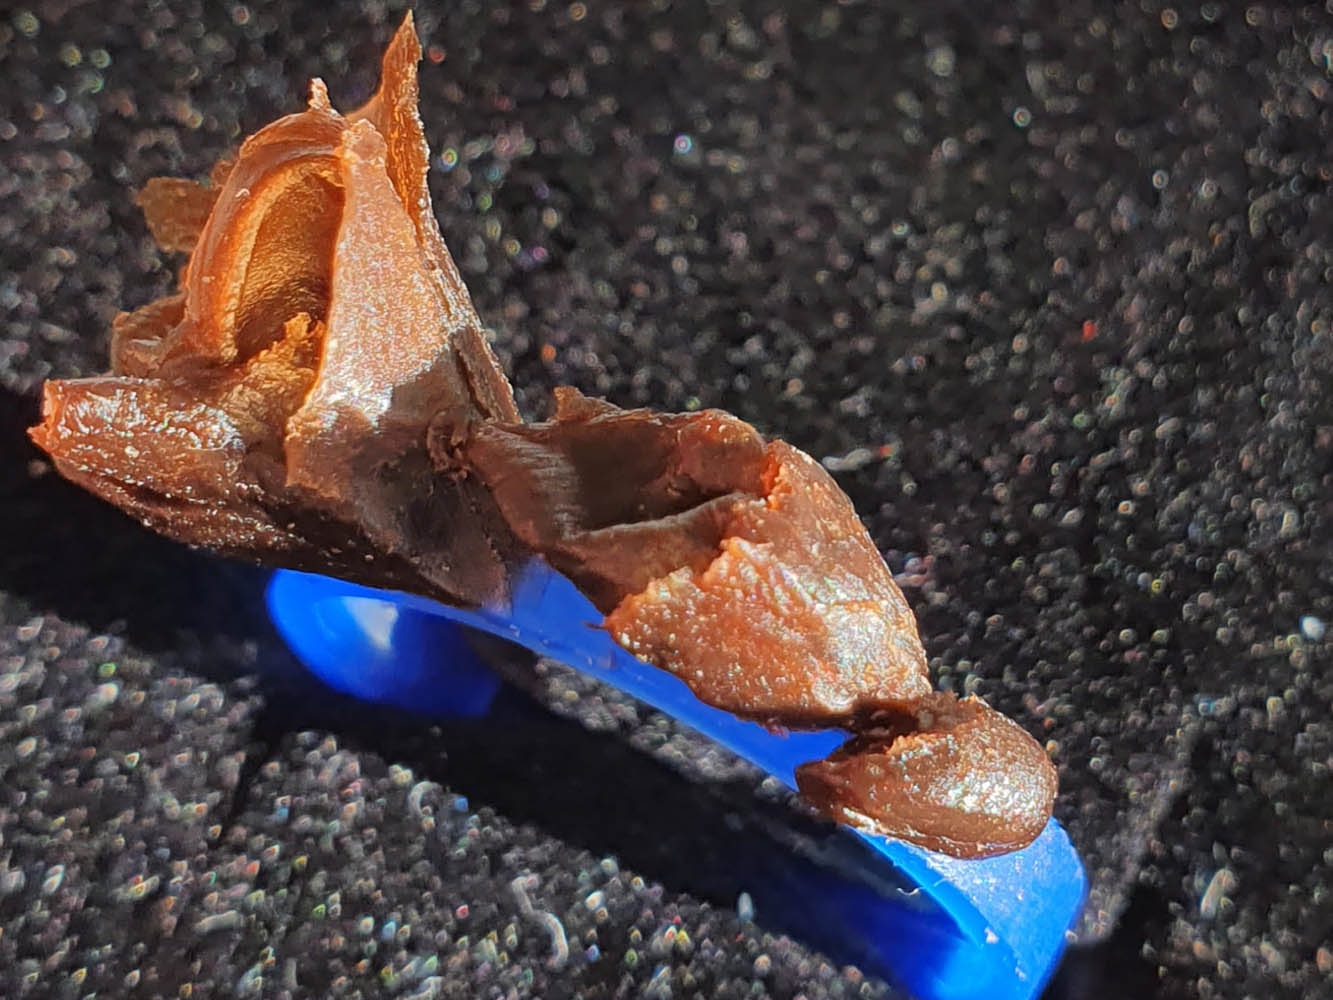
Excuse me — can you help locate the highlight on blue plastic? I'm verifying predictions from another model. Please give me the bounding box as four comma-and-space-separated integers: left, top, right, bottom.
267, 562, 1086, 1000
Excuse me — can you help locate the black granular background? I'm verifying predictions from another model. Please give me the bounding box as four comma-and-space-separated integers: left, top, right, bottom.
3, 2, 1331, 998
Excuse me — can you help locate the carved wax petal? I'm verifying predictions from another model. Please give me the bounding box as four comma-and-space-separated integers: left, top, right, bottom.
136, 178, 219, 253
283, 118, 467, 495
351, 15, 518, 423
115, 108, 345, 375
110, 294, 186, 377
189, 113, 345, 365
462, 388, 770, 608
136, 156, 238, 259
30, 377, 295, 551
795, 695, 1059, 858
350, 16, 455, 297
604, 441, 933, 724
219, 312, 323, 459
268, 119, 518, 603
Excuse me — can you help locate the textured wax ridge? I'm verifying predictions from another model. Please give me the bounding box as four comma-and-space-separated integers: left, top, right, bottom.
796, 694, 1060, 857
602, 440, 935, 724
28, 15, 1056, 859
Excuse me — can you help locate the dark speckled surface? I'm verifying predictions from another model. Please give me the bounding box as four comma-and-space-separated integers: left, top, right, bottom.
3, 1, 1332, 997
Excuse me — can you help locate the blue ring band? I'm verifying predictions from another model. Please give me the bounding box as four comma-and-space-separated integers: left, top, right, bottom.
266, 562, 1085, 1000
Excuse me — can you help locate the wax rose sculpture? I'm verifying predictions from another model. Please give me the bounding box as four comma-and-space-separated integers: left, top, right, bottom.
30, 15, 1057, 859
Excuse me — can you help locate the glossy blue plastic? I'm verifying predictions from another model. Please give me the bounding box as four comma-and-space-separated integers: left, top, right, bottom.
267, 562, 1085, 1000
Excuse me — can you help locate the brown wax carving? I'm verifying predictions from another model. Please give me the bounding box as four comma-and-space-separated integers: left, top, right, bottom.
30, 15, 1057, 858
31, 18, 522, 607
796, 694, 1059, 857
